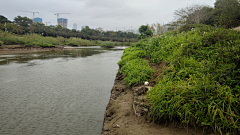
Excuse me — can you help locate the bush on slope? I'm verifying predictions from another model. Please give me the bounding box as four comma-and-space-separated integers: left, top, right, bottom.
120, 25, 240, 134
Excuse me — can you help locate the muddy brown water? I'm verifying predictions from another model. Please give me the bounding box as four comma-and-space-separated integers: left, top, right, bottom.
0, 47, 125, 135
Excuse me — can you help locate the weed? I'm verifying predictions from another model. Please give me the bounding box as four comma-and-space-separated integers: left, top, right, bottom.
119, 25, 240, 134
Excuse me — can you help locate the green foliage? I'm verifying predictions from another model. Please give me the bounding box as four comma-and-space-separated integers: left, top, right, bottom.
119, 25, 240, 133
13, 16, 32, 28
120, 59, 154, 86
118, 46, 153, 86
169, 0, 240, 28
0, 23, 24, 34
100, 41, 115, 48
179, 23, 211, 32
66, 37, 94, 46
0, 15, 12, 23
0, 41, 4, 46
138, 26, 240, 134
118, 47, 146, 67
213, 0, 240, 26
0, 15, 139, 43
137, 25, 153, 40
0, 31, 61, 46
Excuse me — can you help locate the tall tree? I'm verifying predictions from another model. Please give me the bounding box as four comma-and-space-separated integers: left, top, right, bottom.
13, 16, 33, 33
13, 16, 32, 27
137, 25, 153, 39
174, 4, 213, 25
0, 15, 12, 23
213, 0, 240, 26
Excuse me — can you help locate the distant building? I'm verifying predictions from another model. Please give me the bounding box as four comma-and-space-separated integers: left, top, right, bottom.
33, 18, 42, 23
57, 18, 68, 28
81, 26, 86, 29
73, 23, 77, 30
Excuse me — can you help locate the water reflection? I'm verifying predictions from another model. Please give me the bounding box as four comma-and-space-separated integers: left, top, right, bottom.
0, 47, 124, 135
0, 48, 108, 65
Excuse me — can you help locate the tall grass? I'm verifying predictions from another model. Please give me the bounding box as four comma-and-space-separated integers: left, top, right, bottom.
118, 47, 154, 86
100, 41, 115, 48
119, 25, 240, 134
0, 30, 134, 47
66, 37, 94, 46
0, 31, 96, 46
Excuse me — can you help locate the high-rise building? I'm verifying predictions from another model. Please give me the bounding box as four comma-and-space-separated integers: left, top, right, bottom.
33, 18, 42, 23
57, 18, 68, 28
73, 23, 77, 30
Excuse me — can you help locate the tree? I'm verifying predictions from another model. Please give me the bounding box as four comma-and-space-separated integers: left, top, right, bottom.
213, 0, 240, 26
0, 15, 12, 23
13, 16, 32, 27
174, 4, 213, 25
0, 23, 24, 34
13, 16, 33, 33
137, 25, 153, 39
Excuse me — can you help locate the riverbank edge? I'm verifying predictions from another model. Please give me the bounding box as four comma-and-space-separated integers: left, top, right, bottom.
0, 45, 129, 55
101, 71, 209, 135
0, 45, 66, 55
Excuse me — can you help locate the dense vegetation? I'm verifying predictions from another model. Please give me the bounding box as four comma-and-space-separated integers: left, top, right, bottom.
0, 30, 133, 47
0, 15, 138, 42
167, 0, 240, 30
118, 25, 240, 134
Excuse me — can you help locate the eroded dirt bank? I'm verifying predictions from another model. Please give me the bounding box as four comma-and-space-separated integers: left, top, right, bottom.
102, 72, 214, 135
0, 45, 64, 55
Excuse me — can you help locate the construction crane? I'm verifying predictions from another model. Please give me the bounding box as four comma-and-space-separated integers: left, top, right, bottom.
44, 22, 50, 26
16, 10, 39, 20
54, 13, 70, 25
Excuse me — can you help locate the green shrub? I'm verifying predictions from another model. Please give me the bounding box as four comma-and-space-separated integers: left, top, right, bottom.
100, 41, 115, 48
120, 59, 154, 86
118, 47, 146, 67
179, 23, 212, 33
119, 26, 240, 134
144, 27, 240, 134
0, 41, 4, 46
66, 37, 94, 46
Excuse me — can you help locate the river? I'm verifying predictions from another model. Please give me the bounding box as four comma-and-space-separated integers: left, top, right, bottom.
0, 47, 125, 135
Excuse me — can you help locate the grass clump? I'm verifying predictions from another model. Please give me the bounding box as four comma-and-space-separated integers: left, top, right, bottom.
119, 25, 240, 134
66, 37, 94, 46
118, 46, 146, 67
118, 46, 154, 86
147, 26, 240, 134
120, 59, 154, 86
100, 41, 115, 48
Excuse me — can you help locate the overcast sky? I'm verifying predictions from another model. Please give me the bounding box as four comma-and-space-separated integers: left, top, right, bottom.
0, 0, 215, 31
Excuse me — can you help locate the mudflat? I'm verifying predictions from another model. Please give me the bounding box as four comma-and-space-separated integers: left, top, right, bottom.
0, 45, 64, 55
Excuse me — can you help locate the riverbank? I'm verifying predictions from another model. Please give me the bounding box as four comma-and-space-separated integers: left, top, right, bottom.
0, 45, 65, 55
102, 72, 212, 135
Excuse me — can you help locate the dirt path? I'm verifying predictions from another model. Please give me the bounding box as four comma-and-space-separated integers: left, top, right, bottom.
102, 72, 214, 135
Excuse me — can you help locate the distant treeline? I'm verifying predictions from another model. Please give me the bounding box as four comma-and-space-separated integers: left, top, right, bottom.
0, 15, 138, 42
